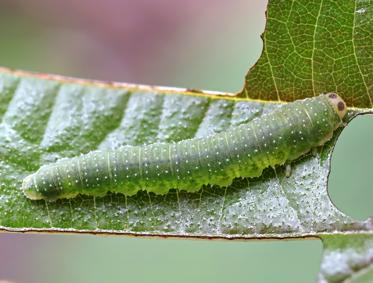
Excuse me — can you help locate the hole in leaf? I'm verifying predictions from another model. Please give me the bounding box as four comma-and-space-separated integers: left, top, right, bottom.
329, 114, 373, 220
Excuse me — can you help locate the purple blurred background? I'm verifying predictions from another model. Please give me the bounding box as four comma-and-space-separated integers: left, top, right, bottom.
0, 0, 265, 91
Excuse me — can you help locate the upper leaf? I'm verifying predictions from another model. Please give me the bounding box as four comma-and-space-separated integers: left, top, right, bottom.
240, 0, 373, 108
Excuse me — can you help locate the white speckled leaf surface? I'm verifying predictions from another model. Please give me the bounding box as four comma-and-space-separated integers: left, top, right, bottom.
0, 69, 371, 239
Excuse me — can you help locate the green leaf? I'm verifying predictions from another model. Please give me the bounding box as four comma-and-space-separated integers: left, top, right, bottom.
240, 0, 373, 109
0, 68, 370, 238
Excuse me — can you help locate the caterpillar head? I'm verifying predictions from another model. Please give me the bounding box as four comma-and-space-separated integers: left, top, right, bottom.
326, 93, 347, 120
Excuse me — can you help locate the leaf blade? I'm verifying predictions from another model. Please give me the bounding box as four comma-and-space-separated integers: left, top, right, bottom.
240, 0, 373, 108
0, 68, 371, 239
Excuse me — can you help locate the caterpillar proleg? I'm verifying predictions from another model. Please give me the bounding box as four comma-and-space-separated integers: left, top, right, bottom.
22, 93, 347, 201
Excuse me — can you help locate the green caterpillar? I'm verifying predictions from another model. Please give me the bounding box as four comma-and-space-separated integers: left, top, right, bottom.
22, 93, 347, 201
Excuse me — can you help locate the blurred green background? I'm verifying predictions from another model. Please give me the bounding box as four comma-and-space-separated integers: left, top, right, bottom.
0, 1, 371, 282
